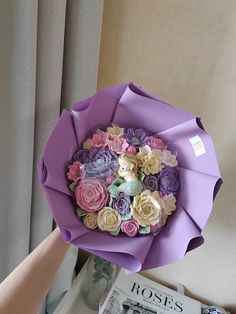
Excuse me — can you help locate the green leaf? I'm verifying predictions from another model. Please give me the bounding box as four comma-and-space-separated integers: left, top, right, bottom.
112, 177, 125, 187
139, 226, 151, 234
138, 172, 145, 182
69, 182, 77, 192
76, 207, 87, 217
109, 226, 121, 236
121, 211, 132, 221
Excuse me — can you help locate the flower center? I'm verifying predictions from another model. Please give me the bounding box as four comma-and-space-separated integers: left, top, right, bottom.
131, 137, 140, 145
143, 204, 152, 216
107, 214, 116, 225
96, 158, 103, 165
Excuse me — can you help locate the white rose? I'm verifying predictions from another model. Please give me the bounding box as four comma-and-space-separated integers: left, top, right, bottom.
97, 207, 121, 232
137, 145, 162, 175
159, 193, 176, 215
131, 190, 161, 226
159, 150, 178, 167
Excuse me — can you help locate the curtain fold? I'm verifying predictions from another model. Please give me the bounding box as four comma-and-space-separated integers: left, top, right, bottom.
30, 0, 67, 251
61, 0, 104, 108
0, 0, 104, 312
0, 0, 38, 281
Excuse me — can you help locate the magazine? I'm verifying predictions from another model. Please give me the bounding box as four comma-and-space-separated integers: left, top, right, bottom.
99, 269, 202, 314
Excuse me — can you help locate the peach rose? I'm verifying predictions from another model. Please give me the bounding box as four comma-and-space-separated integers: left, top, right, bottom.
83, 213, 98, 230
67, 161, 85, 182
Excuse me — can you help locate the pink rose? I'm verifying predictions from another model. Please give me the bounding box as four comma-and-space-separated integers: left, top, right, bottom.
106, 175, 116, 185
121, 219, 139, 237
127, 145, 137, 154
108, 137, 129, 154
150, 223, 160, 234
67, 161, 84, 182
75, 178, 108, 212
92, 131, 108, 148
148, 136, 166, 151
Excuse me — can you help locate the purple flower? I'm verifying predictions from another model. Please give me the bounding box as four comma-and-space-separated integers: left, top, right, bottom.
158, 166, 179, 195
89, 147, 117, 163
85, 148, 118, 179
112, 193, 131, 215
125, 128, 149, 147
143, 175, 159, 192
73, 149, 89, 164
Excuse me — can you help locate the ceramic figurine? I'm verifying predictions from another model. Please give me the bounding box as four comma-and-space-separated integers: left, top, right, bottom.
108, 153, 143, 198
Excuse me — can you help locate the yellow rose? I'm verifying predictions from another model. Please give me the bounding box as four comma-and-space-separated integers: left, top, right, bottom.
83, 213, 98, 230
131, 190, 161, 226
97, 207, 121, 232
107, 125, 124, 139
83, 138, 92, 149
137, 145, 162, 175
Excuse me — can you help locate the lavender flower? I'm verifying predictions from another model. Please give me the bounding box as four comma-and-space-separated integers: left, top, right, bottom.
85, 148, 118, 179
112, 193, 131, 215
73, 148, 89, 164
125, 128, 149, 147
89, 147, 116, 163
158, 166, 179, 195
143, 175, 159, 192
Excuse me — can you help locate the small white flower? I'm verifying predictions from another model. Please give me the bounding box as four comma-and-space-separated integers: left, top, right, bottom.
159, 193, 176, 216
159, 150, 178, 167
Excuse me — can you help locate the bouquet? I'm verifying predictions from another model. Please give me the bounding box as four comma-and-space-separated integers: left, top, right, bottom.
67, 125, 179, 237
39, 82, 222, 272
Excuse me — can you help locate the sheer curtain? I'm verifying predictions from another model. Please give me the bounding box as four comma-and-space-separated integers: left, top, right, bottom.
0, 0, 103, 311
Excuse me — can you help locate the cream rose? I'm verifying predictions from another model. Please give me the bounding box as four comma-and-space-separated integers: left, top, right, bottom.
158, 150, 178, 167
107, 125, 124, 139
159, 193, 176, 216
83, 212, 98, 230
137, 145, 162, 175
131, 190, 161, 226
97, 207, 121, 232
83, 138, 92, 149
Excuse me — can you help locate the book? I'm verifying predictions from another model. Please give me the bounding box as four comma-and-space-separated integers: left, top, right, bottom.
99, 269, 202, 314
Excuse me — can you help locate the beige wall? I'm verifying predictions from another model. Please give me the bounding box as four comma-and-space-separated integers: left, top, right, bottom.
98, 0, 236, 310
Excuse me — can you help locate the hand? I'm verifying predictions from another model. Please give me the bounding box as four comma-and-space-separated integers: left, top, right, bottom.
0, 227, 70, 314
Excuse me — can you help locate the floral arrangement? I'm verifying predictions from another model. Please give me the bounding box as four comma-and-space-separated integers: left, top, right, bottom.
39, 82, 222, 272
66, 125, 179, 237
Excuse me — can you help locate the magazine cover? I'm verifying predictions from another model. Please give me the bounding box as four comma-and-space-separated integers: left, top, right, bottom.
99, 269, 201, 314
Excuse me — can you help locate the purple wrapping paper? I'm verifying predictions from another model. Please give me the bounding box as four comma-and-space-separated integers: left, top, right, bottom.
39, 83, 222, 272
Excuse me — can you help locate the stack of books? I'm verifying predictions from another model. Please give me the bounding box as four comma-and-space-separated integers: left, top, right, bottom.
54, 257, 229, 314
99, 269, 201, 314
